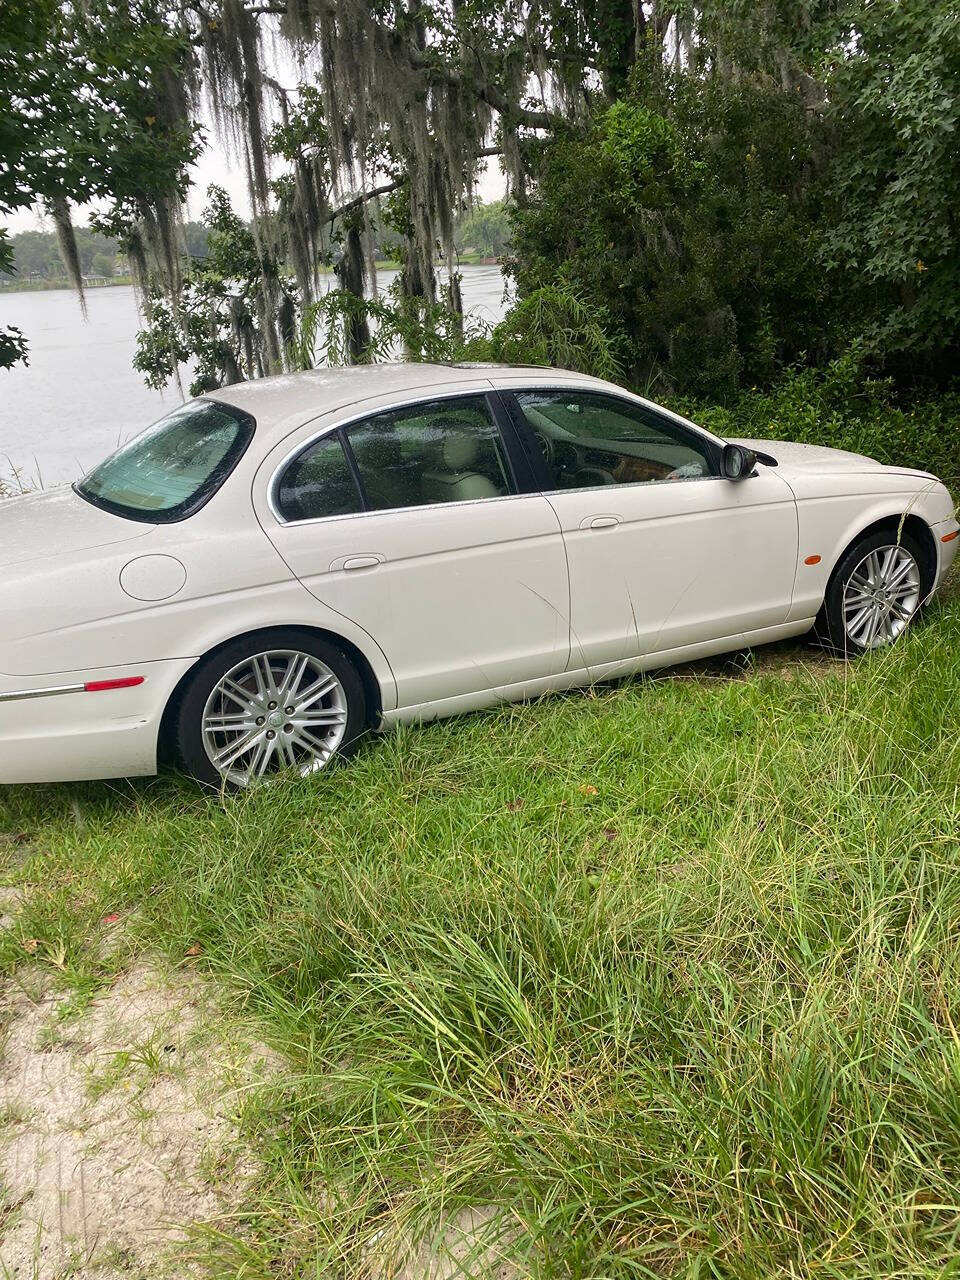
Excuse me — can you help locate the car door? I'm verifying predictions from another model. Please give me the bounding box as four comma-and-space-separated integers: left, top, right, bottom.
257, 389, 570, 710
502, 386, 799, 670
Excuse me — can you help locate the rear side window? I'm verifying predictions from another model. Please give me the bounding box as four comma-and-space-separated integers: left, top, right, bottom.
274, 394, 517, 522
75, 399, 254, 523
345, 395, 514, 511
275, 433, 363, 522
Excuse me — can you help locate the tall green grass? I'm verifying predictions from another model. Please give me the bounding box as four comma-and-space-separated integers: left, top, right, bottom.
2, 598, 960, 1276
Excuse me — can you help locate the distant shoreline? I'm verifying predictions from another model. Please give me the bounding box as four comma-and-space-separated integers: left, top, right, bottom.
0, 256, 502, 296
0, 277, 135, 293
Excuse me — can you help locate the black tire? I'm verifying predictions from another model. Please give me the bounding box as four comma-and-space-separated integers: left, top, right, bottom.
174, 628, 368, 789
814, 528, 926, 658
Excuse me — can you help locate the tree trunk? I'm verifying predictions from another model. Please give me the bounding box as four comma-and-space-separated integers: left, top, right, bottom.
595, 0, 641, 100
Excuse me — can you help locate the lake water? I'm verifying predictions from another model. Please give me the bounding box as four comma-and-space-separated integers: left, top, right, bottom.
0, 265, 511, 489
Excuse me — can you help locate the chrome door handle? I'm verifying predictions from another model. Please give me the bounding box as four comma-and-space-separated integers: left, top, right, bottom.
342, 555, 382, 571
582, 515, 621, 530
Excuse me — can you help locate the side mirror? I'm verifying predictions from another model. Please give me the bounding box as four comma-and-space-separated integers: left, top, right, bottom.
721, 443, 757, 481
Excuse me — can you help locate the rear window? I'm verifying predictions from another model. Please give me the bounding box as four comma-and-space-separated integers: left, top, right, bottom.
75, 399, 254, 523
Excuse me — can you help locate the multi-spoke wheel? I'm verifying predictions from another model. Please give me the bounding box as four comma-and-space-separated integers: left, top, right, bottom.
175, 630, 367, 788
816, 529, 927, 657
841, 545, 920, 650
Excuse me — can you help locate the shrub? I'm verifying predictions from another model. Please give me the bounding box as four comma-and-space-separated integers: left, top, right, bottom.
674, 356, 960, 492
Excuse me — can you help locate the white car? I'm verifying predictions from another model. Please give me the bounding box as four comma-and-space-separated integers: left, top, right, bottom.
1, 364, 956, 789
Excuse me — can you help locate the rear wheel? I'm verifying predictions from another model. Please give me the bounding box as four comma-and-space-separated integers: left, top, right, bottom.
816, 530, 925, 657
175, 630, 367, 788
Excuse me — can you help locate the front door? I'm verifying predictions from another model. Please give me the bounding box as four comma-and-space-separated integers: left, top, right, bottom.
504, 387, 798, 671
259, 391, 570, 710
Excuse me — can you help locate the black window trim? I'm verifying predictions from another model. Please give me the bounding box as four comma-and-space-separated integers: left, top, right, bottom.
336, 425, 370, 513
497, 386, 724, 494
73, 398, 256, 525
272, 388, 539, 525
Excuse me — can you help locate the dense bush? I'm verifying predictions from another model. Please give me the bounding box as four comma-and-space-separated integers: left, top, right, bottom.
506, 0, 960, 400
821, 0, 960, 381
673, 357, 960, 491
510, 82, 831, 400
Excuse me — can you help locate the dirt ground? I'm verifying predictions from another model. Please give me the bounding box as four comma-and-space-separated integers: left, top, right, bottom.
0, 962, 271, 1279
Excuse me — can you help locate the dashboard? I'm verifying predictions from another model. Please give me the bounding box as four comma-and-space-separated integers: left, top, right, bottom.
534, 432, 709, 488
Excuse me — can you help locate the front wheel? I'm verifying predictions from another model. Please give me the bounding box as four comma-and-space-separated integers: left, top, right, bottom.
816, 530, 925, 657
175, 630, 367, 789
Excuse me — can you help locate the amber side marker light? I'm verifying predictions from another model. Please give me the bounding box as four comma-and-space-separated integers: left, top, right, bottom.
941, 530, 959, 543
83, 677, 145, 693
803, 555, 822, 565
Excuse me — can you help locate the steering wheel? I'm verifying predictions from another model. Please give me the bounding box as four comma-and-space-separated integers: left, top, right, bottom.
533, 431, 555, 467
571, 466, 617, 487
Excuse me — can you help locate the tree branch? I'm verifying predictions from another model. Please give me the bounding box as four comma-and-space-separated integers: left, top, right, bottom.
326, 147, 503, 223
239, 0, 565, 132
328, 178, 405, 222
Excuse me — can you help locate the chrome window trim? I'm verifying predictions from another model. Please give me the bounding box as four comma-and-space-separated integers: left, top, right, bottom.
265, 381, 736, 529
267, 386, 519, 527
541, 474, 727, 499
492, 380, 729, 454
0, 683, 85, 704
268, 488, 544, 532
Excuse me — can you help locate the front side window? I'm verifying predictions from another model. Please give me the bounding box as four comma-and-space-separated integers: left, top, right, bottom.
345, 395, 515, 511
514, 390, 718, 491
75, 399, 254, 523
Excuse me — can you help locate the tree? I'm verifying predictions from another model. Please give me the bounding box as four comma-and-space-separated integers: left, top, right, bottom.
90, 252, 115, 279
72, 0, 688, 388
0, 227, 124, 283
135, 186, 299, 394
509, 79, 831, 397
0, 0, 199, 366
0, 0, 844, 381
9, 0, 960, 393
0, 235, 27, 368
457, 202, 512, 258
822, 0, 960, 379
504, 0, 960, 393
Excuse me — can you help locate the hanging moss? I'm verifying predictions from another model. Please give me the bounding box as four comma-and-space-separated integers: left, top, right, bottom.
49, 197, 86, 318
122, 0, 578, 380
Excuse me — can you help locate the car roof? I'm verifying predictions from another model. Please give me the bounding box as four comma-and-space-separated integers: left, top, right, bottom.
202, 362, 605, 438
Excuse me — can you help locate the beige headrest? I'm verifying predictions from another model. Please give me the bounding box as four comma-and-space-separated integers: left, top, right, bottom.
438, 431, 479, 471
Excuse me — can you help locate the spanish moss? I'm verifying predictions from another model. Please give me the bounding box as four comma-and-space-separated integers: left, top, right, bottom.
49, 197, 86, 319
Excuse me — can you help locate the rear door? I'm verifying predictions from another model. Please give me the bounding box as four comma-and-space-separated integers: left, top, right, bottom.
502, 386, 799, 670
255, 388, 570, 711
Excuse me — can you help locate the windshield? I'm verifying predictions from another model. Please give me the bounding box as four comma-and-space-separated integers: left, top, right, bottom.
75, 400, 255, 523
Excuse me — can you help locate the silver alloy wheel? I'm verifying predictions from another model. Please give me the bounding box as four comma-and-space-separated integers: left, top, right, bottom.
842, 544, 921, 650
201, 649, 348, 786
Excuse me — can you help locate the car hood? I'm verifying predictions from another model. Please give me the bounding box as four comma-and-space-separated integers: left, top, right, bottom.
731, 438, 887, 473
0, 486, 153, 569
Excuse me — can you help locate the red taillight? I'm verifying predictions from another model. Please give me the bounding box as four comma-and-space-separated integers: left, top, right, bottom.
83, 677, 145, 693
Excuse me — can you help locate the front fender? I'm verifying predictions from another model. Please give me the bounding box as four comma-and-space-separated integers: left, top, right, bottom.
784, 473, 955, 622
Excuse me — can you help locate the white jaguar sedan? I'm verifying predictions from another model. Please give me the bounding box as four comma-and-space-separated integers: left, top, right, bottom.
1, 363, 956, 789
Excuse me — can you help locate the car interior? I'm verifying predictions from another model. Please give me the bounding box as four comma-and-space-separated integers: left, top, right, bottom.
275, 389, 720, 523
515, 392, 715, 489
345, 398, 514, 510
